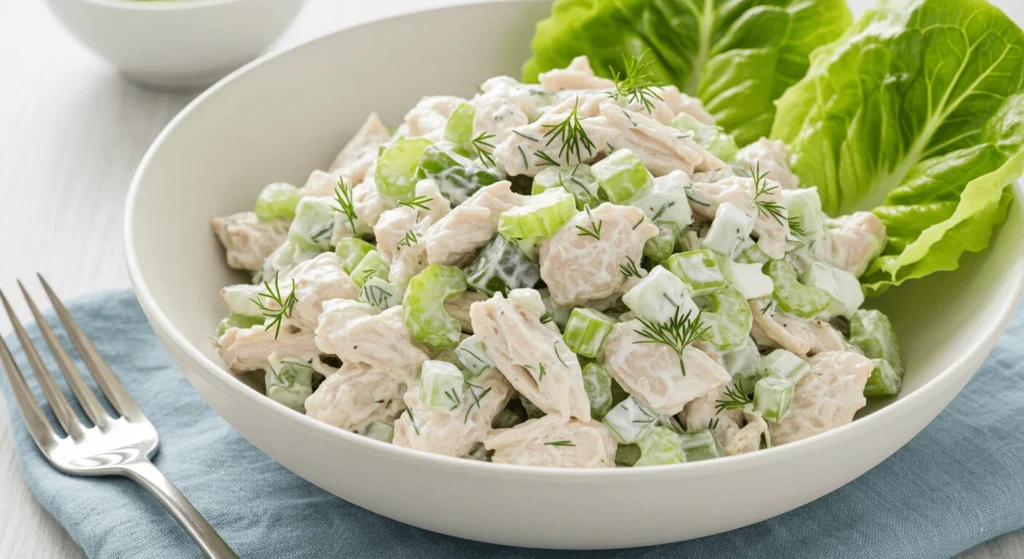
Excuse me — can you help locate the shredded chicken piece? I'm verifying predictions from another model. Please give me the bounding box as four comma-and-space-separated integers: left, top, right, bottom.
315, 303, 427, 379
473, 77, 558, 145
736, 138, 800, 190
210, 211, 288, 271
279, 253, 359, 328
603, 321, 731, 416
470, 292, 591, 421
403, 95, 466, 142
813, 212, 887, 277
540, 203, 657, 307
682, 387, 766, 456
329, 113, 391, 184
770, 351, 873, 445
688, 176, 790, 259
374, 180, 451, 263
444, 290, 488, 334
393, 371, 513, 457
485, 415, 617, 468
423, 181, 525, 267
304, 362, 406, 432
298, 169, 342, 198
750, 303, 848, 357
218, 324, 318, 374
539, 55, 616, 92
352, 161, 395, 229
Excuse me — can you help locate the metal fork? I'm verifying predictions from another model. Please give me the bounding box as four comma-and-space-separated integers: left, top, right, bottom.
0, 276, 237, 559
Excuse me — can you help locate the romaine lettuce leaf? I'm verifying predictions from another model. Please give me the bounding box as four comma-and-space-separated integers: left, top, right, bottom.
771, 0, 1024, 295
522, 0, 853, 146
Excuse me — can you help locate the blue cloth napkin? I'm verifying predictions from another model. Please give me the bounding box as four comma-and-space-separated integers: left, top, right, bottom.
3, 290, 1024, 559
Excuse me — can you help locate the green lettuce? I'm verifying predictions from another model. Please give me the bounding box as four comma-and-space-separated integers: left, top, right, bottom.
771, 0, 1024, 295
522, 0, 853, 146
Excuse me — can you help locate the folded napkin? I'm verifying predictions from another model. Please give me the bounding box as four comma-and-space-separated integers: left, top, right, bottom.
3, 290, 1024, 559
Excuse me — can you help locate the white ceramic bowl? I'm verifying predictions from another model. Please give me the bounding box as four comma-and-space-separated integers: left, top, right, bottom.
124, 0, 1024, 549
44, 0, 307, 89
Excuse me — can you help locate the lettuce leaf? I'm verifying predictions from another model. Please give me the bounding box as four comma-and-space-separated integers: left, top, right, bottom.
522, 0, 853, 146
771, 0, 1024, 295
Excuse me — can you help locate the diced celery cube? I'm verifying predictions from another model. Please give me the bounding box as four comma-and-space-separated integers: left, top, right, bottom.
643, 224, 677, 264
265, 356, 315, 412
702, 203, 755, 256
627, 170, 693, 229
497, 187, 577, 239
678, 429, 724, 461
403, 265, 467, 351
602, 396, 658, 444
220, 284, 264, 317
850, 309, 904, 377
622, 266, 700, 324
802, 261, 864, 317
696, 287, 753, 350
724, 337, 762, 393
634, 426, 685, 467
717, 256, 774, 299
615, 443, 642, 467
288, 196, 336, 251
361, 420, 395, 443
217, 313, 265, 336
581, 362, 614, 420
765, 259, 831, 318
419, 360, 466, 411
672, 113, 739, 162
254, 182, 301, 221
864, 358, 901, 397
335, 238, 376, 274
358, 277, 400, 311
563, 308, 616, 358
455, 335, 493, 379
781, 187, 827, 240
416, 144, 500, 205
376, 138, 433, 200
508, 288, 548, 317
760, 349, 810, 383
664, 249, 727, 296
592, 148, 653, 203
350, 250, 390, 288
531, 164, 601, 209
464, 234, 540, 296
733, 237, 770, 264
443, 102, 476, 150
754, 376, 794, 422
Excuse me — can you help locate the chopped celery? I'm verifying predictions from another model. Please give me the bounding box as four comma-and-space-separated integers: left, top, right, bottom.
626, 170, 693, 229
508, 288, 547, 317
643, 224, 677, 264
254, 182, 301, 221
288, 196, 336, 251
849, 309, 904, 377
416, 145, 501, 205
582, 362, 614, 420
724, 337, 762, 393
513, 236, 543, 262
733, 237, 770, 264
781, 187, 826, 240
802, 261, 864, 317
703, 203, 754, 256
615, 443, 642, 467
455, 335, 493, 379
563, 308, 616, 358
864, 358, 902, 397
696, 287, 752, 350
760, 349, 810, 383
603, 396, 658, 444
443, 102, 476, 151
258, 240, 318, 284
464, 234, 540, 296
265, 356, 315, 412
361, 420, 395, 443
531, 164, 601, 209
592, 148, 653, 203
765, 259, 831, 318
403, 265, 467, 351
672, 113, 739, 162
419, 360, 466, 411
217, 313, 264, 336
664, 249, 727, 296
220, 284, 264, 317
678, 429, 724, 461
634, 426, 685, 466
754, 376, 794, 422
350, 250, 390, 288
335, 238, 375, 274
622, 266, 699, 324
497, 187, 576, 239
376, 138, 433, 200
358, 277, 400, 311
718, 256, 774, 300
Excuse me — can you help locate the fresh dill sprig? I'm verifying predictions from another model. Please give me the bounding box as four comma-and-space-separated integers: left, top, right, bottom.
553, 342, 568, 368
607, 51, 664, 114
788, 214, 805, 236
464, 383, 493, 423
512, 129, 539, 142
359, 283, 393, 309
544, 440, 576, 447
709, 417, 720, 432
471, 131, 497, 168
397, 229, 419, 249
538, 363, 547, 380
518, 145, 530, 170
444, 388, 462, 411
540, 312, 554, 325
751, 162, 786, 226
331, 176, 358, 235
542, 96, 596, 165
714, 384, 753, 414
575, 205, 603, 240
632, 215, 647, 230
407, 408, 420, 435
651, 202, 674, 223
398, 195, 433, 211
620, 256, 642, 278
632, 308, 710, 375
534, 149, 560, 167
251, 272, 298, 340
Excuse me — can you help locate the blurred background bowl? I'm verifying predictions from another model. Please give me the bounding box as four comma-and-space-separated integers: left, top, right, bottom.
43, 0, 308, 89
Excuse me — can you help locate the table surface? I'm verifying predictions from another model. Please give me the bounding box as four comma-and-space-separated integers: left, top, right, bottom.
1, 0, 1022, 557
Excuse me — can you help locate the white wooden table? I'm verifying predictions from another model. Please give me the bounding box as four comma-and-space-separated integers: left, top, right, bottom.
0, 0, 1021, 557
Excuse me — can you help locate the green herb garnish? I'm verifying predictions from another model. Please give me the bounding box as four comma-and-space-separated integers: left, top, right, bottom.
251, 272, 298, 340
632, 308, 710, 375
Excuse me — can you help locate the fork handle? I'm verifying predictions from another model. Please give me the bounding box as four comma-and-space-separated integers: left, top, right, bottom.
121, 460, 238, 559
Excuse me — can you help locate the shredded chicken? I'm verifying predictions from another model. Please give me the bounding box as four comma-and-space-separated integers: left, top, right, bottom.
540, 203, 657, 307
682, 387, 766, 456
770, 351, 873, 445
210, 212, 288, 271
304, 362, 406, 432
750, 303, 848, 357
352, 161, 396, 230
813, 212, 887, 277
423, 181, 525, 267
374, 180, 451, 263
298, 169, 342, 198
485, 415, 617, 468
281, 253, 359, 328
403, 95, 466, 142
470, 292, 591, 421
218, 324, 318, 374
688, 176, 791, 259
736, 138, 800, 190
315, 303, 428, 379
329, 112, 391, 184
539, 55, 616, 92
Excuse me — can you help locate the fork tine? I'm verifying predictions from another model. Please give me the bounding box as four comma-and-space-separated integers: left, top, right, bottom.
0, 289, 85, 439
0, 333, 60, 452
19, 281, 112, 429
36, 275, 144, 422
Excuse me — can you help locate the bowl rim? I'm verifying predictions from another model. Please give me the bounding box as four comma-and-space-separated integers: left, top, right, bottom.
124, 0, 1024, 480
81, 0, 240, 10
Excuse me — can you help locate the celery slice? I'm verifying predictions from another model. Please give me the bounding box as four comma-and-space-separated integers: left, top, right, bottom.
265, 356, 315, 412
781, 187, 827, 241
376, 138, 433, 201
288, 196, 336, 251
622, 266, 699, 324
403, 265, 467, 351
581, 362, 615, 420
802, 261, 864, 317
216, 313, 265, 336
664, 249, 727, 296
419, 360, 466, 411
678, 429, 724, 461
497, 187, 577, 239
358, 277, 400, 311
766, 259, 831, 318
849, 309, 904, 377
455, 335, 493, 380
464, 234, 540, 297
754, 376, 794, 422
760, 349, 810, 384
672, 113, 739, 162
696, 287, 752, 350
335, 238, 376, 274
443, 102, 476, 151
350, 250, 390, 288
592, 148, 652, 203
563, 308, 616, 358
702, 203, 755, 256
254, 182, 301, 221
416, 144, 500, 205
531, 164, 601, 209
864, 358, 902, 397
626, 170, 692, 229
634, 426, 685, 467
603, 396, 658, 444
643, 224, 677, 264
